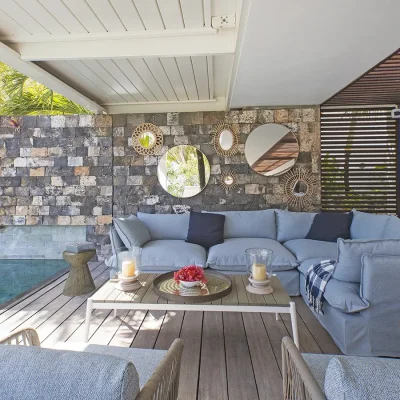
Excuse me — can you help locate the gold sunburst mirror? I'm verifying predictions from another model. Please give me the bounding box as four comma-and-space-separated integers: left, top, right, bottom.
213, 122, 240, 156
283, 168, 318, 209
132, 123, 163, 155
219, 171, 237, 191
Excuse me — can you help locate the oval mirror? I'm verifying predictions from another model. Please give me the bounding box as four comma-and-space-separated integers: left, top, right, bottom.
293, 180, 308, 197
219, 130, 234, 150
224, 175, 234, 185
245, 123, 299, 176
158, 145, 211, 198
139, 131, 156, 148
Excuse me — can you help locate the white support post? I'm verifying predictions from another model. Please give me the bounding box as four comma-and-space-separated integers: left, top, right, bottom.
290, 302, 299, 348
84, 298, 93, 343
276, 313, 280, 321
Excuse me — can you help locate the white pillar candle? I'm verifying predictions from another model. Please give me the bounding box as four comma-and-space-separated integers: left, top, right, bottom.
121, 260, 136, 277
252, 263, 267, 281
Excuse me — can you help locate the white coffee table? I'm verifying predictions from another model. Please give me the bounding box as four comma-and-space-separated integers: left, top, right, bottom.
85, 273, 299, 347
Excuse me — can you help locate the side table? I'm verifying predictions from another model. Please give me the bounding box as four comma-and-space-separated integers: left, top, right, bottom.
62, 249, 96, 296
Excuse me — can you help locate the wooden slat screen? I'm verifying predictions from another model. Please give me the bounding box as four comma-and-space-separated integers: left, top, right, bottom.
320, 106, 398, 214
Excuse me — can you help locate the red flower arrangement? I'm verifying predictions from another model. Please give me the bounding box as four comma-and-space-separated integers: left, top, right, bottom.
174, 266, 207, 283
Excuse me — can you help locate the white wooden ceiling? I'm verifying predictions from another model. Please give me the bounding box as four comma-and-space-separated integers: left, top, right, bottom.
0, 0, 241, 113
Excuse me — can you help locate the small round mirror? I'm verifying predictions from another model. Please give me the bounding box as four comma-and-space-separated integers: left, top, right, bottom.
245, 123, 299, 176
157, 145, 210, 198
219, 130, 234, 151
293, 180, 308, 197
224, 175, 234, 185
139, 131, 156, 148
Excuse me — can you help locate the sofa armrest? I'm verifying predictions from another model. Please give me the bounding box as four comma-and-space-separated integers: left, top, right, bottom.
360, 253, 400, 316
0, 327, 40, 346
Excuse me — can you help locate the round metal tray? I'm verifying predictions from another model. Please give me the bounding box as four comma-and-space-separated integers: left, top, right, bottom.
152, 270, 232, 303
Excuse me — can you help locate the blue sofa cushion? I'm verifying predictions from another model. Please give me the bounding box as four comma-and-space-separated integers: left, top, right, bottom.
0, 345, 140, 400
350, 209, 390, 239
113, 216, 151, 248
203, 209, 276, 239
207, 238, 298, 272
141, 240, 207, 270
324, 356, 400, 400
383, 215, 400, 239
137, 212, 190, 240
334, 238, 400, 283
283, 239, 337, 262
275, 210, 316, 242
298, 258, 336, 276
306, 212, 353, 242
186, 211, 225, 248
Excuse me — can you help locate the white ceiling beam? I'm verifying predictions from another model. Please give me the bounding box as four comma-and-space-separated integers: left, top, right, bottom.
7, 30, 236, 61
0, 41, 106, 114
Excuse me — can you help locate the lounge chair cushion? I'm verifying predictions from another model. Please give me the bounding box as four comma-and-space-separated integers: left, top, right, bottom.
207, 238, 298, 272
137, 212, 189, 240
55, 342, 167, 389
113, 216, 151, 248
0, 344, 140, 400
275, 210, 316, 242
141, 240, 207, 270
283, 239, 337, 262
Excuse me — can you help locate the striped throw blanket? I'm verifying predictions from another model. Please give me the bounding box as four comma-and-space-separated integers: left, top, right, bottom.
305, 260, 336, 315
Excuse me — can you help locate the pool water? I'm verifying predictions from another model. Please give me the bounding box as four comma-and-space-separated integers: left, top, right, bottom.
0, 259, 69, 306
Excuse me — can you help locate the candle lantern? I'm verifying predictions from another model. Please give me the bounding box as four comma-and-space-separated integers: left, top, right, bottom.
245, 248, 274, 295
115, 247, 142, 292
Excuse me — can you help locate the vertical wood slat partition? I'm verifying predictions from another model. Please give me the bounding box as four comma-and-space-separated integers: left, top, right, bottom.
320, 106, 398, 214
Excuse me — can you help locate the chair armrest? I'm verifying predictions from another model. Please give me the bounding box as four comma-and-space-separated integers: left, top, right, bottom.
282, 337, 325, 400
360, 254, 400, 316
0, 327, 40, 346
137, 338, 184, 400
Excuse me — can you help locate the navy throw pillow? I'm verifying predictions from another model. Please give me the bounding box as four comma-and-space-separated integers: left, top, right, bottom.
186, 211, 225, 249
306, 212, 353, 242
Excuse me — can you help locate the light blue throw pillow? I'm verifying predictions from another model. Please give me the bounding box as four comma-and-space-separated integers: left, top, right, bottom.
334, 238, 400, 283
383, 215, 400, 239
113, 216, 151, 248
203, 209, 276, 239
350, 209, 390, 239
275, 210, 316, 242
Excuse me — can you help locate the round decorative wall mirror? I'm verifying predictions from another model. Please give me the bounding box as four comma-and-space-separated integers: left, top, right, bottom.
157, 145, 211, 198
213, 122, 239, 156
293, 180, 309, 197
219, 171, 237, 191
132, 123, 163, 155
244, 123, 299, 176
283, 169, 317, 209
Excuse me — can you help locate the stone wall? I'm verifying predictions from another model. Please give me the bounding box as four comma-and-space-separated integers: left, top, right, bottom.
0, 107, 320, 260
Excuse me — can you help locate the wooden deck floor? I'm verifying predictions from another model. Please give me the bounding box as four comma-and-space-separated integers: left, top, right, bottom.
0, 262, 341, 400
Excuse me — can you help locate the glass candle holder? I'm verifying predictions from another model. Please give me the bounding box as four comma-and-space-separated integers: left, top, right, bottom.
245, 248, 273, 282
116, 247, 141, 278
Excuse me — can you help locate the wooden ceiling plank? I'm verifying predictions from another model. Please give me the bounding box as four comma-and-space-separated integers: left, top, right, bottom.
113, 58, 156, 102
175, 56, 198, 100
191, 56, 210, 100
133, 0, 164, 30
159, 57, 188, 101
128, 57, 167, 101
68, 60, 126, 103
110, 0, 145, 31
98, 59, 145, 102
85, 0, 126, 32
180, 0, 204, 28
0, 0, 49, 35
38, 0, 87, 34
156, 0, 184, 29
15, 0, 68, 35
63, 0, 107, 33
144, 57, 178, 101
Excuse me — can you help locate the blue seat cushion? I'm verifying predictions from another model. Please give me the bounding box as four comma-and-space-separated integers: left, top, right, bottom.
350, 210, 390, 240
137, 212, 189, 240
141, 240, 207, 270
283, 239, 337, 262
298, 258, 333, 276
55, 342, 167, 390
207, 238, 298, 272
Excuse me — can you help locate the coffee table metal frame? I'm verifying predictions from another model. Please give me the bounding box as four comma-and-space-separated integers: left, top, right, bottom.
84, 273, 299, 348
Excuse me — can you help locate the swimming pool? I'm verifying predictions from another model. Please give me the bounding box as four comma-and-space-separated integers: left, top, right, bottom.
0, 259, 69, 306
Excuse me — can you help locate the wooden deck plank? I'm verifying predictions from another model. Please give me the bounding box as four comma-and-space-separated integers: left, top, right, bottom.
154, 311, 184, 350
130, 310, 166, 349
224, 312, 259, 400
108, 310, 147, 347
198, 312, 228, 400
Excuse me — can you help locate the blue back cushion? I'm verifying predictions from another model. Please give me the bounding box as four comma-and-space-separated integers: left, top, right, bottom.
383, 216, 400, 239
275, 210, 316, 242
350, 210, 390, 239
203, 210, 276, 239
137, 212, 190, 240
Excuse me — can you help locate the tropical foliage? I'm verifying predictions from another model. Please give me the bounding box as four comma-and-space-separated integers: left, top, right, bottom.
0, 62, 91, 115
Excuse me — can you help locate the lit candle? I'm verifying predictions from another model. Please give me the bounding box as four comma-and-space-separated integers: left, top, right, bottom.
252, 263, 267, 281
121, 260, 135, 277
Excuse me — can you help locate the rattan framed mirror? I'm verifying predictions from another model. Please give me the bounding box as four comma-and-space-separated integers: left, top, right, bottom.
132, 123, 163, 155
212, 122, 240, 156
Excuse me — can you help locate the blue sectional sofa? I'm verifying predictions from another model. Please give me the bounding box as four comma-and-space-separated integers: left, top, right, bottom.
110, 209, 400, 357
